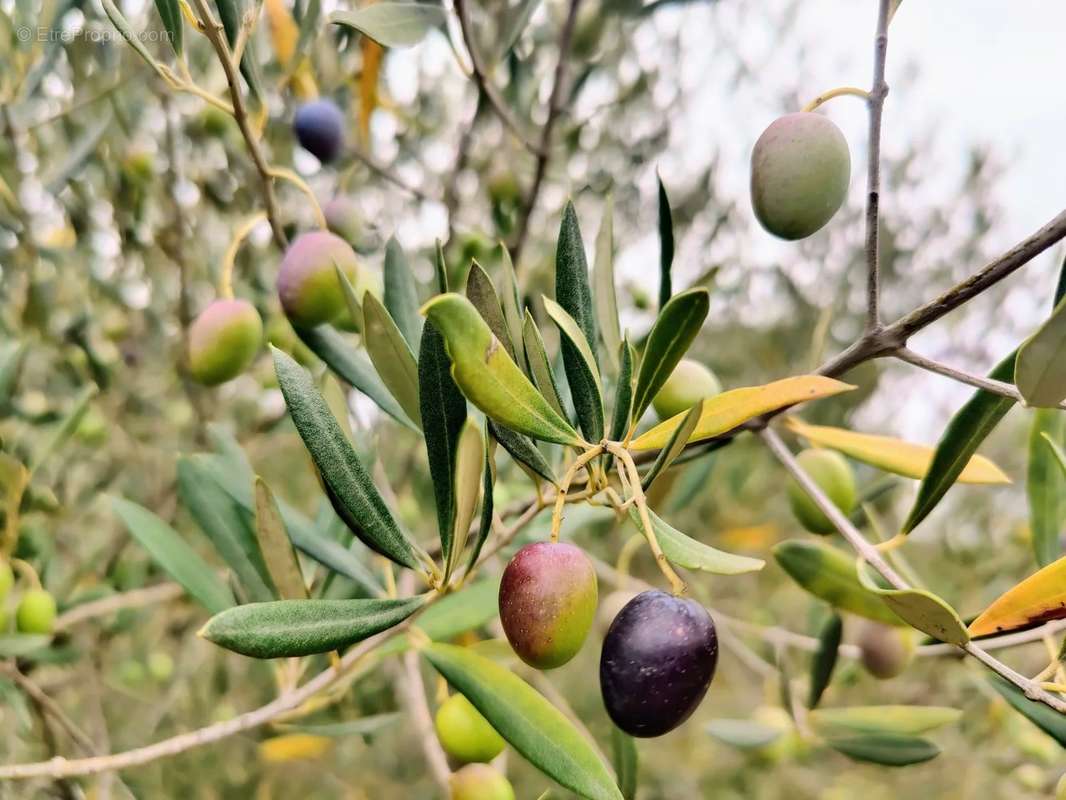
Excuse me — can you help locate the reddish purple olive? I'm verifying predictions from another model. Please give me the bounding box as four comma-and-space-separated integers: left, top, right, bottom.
187, 299, 263, 385
293, 99, 345, 163
276, 231, 360, 328
499, 541, 598, 670
600, 590, 718, 737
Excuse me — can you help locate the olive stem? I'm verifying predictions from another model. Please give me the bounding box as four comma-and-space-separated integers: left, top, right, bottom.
267, 167, 327, 229
10, 558, 42, 591
217, 212, 267, 299
550, 444, 604, 543
800, 86, 870, 113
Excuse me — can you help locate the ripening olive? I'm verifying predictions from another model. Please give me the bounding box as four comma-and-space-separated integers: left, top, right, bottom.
786, 448, 856, 535
276, 231, 361, 328
750, 112, 850, 240
499, 541, 598, 670
434, 694, 506, 764
651, 359, 722, 420
16, 589, 57, 635
600, 590, 718, 737
856, 619, 914, 679
293, 99, 346, 164
449, 764, 515, 800
187, 299, 263, 386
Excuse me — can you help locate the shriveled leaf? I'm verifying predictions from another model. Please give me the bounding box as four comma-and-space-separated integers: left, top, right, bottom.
810, 706, 961, 738
446, 419, 484, 578
273, 347, 431, 571
632, 377, 854, 452
112, 497, 235, 615
856, 560, 969, 644
808, 612, 842, 710
706, 719, 783, 750
903, 352, 1016, 533
988, 675, 1066, 747
826, 733, 940, 767
785, 418, 1009, 484
216, 0, 264, 102
254, 478, 309, 600
593, 195, 621, 373
1016, 294, 1066, 407
608, 336, 636, 443
200, 596, 426, 658
258, 734, 333, 763
361, 292, 422, 428
629, 507, 764, 575
467, 260, 517, 359
630, 288, 709, 425
543, 295, 604, 443
968, 555, 1066, 637
329, 2, 445, 47
489, 421, 556, 484
382, 236, 422, 350
420, 294, 582, 446
423, 643, 622, 800
522, 310, 567, 419
642, 399, 703, 492
657, 174, 674, 309
772, 540, 901, 626
610, 727, 638, 800
1028, 410, 1065, 567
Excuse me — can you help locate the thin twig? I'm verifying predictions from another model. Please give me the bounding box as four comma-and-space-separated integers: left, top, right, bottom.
863, 0, 891, 333
1, 665, 97, 755
54, 582, 186, 632
349, 146, 436, 202
393, 621, 451, 793
891, 347, 1065, 407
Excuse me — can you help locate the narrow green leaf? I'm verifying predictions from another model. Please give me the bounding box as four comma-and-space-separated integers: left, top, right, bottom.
608, 337, 636, 443
630, 288, 709, 423
594, 195, 621, 374
178, 456, 276, 603
903, 351, 1016, 534
641, 399, 702, 492
1043, 431, 1066, 476
855, 560, 969, 645
495, 0, 541, 60
153, 0, 183, 55
1017, 295, 1066, 407
467, 260, 517, 359
610, 727, 638, 800
380, 578, 500, 656
989, 675, 1066, 747
383, 236, 422, 350
810, 706, 962, 738
216, 0, 264, 102
329, 2, 445, 47
499, 247, 526, 368
419, 320, 468, 545
466, 432, 496, 572
447, 420, 484, 578
826, 733, 940, 767
772, 541, 901, 626
433, 239, 449, 293
296, 325, 417, 430
423, 643, 623, 800
706, 719, 784, 750
808, 612, 842, 710
361, 293, 422, 428
543, 296, 604, 443
201, 596, 426, 658
254, 478, 309, 600
420, 294, 582, 446
522, 310, 567, 420
1028, 409, 1065, 567
629, 507, 764, 575
657, 174, 674, 309
273, 347, 430, 571
112, 497, 236, 615
0, 635, 52, 658
488, 421, 556, 484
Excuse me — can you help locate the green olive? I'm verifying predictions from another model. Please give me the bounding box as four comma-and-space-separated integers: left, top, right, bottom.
434, 694, 506, 764
16, 589, 57, 635
786, 449, 856, 535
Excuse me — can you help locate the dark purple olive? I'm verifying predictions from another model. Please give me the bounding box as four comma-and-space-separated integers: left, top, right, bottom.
600, 590, 718, 737
293, 99, 345, 163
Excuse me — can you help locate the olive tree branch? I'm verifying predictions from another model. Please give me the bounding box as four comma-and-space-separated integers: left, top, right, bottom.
862, 0, 891, 333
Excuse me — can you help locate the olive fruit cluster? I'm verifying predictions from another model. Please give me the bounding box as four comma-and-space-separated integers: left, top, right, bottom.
0, 562, 57, 635
498, 542, 719, 738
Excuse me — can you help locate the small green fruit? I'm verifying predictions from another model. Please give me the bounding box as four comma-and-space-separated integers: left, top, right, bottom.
322, 197, 364, 249
856, 620, 913, 679
434, 694, 506, 764
651, 359, 721, 420
750, 112, 851, 240
0, 561, 13, 600
16, 589, 57, 635
187, 299, 263, 386
147, 651, 175, 682
276, 231, 360, 328
786, 449, 856, 535
449, 764, 515, 800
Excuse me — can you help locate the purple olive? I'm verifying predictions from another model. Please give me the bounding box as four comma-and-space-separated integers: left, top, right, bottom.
187, 299, 263, 385
600, 590, 718, 737
293, 99, 345, 164
499, 542, 598, 670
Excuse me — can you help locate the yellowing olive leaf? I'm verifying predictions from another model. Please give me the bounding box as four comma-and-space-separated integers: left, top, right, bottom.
200, 595, 426, 658
361, 292, 422, 428
423, 643, 622, 800
608, 336, 636, 445
968, 555, 1066, 637
610, 727, 637, 800
1028, 410, 1065, 567
254, 478, 308, 600
488, 421, 556, 484
629, 507, 764, 575
785, 418, 1009, 484
446, 419, 484, 578
420, 294, 582, 446
379, 578, 500, 657
499, 247, 526, 367
632, 376, 854, 451
1016, 295, 1066, 407
258, 734, 333, 763
594, 195, 621, 374
809, 706, 961, 738
856, 560, 969, 645
543, 295, 604, 443
827, 733, 940, 767
772, 540, 901, 626
329, 2, 445, 47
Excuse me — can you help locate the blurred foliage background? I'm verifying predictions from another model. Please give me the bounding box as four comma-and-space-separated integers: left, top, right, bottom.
0, 0, 1064, 796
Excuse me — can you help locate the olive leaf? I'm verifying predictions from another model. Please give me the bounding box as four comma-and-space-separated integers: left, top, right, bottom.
423, 643, 623, 800
855, 560, 969, 645
467, 260, 517, 359
420, 294, 582, 446
522, 310, 567, 419
593, 195, 621, 374
488, 421, 556, 484
445, 419, 484, 578
809, 706, 961, 738
1016, 293, 1066, 407
361, 292, 422, 428
988, 675, 1066, 747
254, 478, 309, 600
657, 173, 674, 310
382, 236, 423, 350
808, 612, 842, 710
498, 247, 526, 366
543, 295, 604, 444
967, 555, 1066, 637
466, 431, 496, 572
329, 2, 445, 47
641, 399, 703, 492
200, 595, 426, 658
273, 347, 432, 572
153, 0, 183, 55
433, 239, 449, 293
610, 727, 638, 800
628, 507, 764, 575
608, 336, 636, 444
215, 0, 264, 102
1027, 410, 1066, 567
826, 733, 940, 767
629, 288, 709, 425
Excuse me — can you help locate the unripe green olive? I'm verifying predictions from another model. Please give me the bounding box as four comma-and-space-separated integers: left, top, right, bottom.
750, 112, 851, 240
322, 196, 364, 249
786, 448, 856, 535
16, 589, 57, 635
147, 651, 175, 682
449, 764, 515, 800
434, 694, 506, 764
276, 231, 361, 328
187, 299, 263, 386
856, 620, 913, 679
651, 359, 721, 420
0, 561, 13, 600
